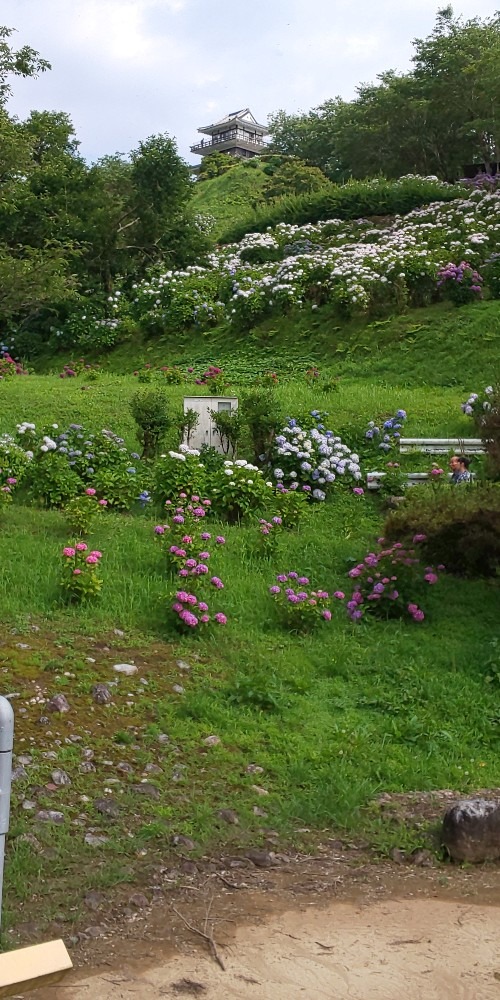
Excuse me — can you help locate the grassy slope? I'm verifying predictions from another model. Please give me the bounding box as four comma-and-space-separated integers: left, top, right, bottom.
2, 213, 500, 936
190, 162, 269, 239
33, 300, 500, 389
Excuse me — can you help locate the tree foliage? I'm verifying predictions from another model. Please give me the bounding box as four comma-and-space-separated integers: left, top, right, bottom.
268, 7, 500, 181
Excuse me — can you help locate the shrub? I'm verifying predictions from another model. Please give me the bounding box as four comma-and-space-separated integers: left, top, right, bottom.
25, 453, 81, 508
210, 407, 243, 457
153, 446, 206, 505
0, 352, 30, 378
269, 572, 342, 632
0, 434, 31, 486
270, 410, 362, 501
92, 464, 149, 511
221, 176, 461, 243
271, 487, 309, 529
346, 537, 441, 622
177, 408, 199, 448
384, 485, 500, 577
210, 459, 273, 523
437, 261, 483, 306
60, 543, 103, 602
0, 484, 13, 514
130, 388, 173, 459
480, 387, 500, 479
63, 490, 108, 536
240, 390, 284, 464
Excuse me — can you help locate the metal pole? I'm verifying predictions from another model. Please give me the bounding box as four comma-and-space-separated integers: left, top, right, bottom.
0, 698, 14, 933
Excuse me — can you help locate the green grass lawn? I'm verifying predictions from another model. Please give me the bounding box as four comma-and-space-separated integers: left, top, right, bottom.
1, 307, 499, 937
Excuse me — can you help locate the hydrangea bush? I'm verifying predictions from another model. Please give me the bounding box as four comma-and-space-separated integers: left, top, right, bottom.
60, 543, 103, 601
346, 536, 441, 623
270, 411, 361, 501
154, 493, 227, 632
210, 459, 274, 522
461, 386, 496, 425
269, 572, 344, 631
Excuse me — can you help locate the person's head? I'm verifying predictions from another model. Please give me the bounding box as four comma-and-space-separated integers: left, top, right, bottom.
450, 454, 470, 472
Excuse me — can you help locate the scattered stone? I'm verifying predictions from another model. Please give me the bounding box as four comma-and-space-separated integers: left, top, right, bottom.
203, 735, 221, 747
245, 849, 276, 868
143, 763, 162, 775
92, 683, 113, 705
42, 751, 58, 760
113, 663, 137, 676
68, 735, 83, 743
18, 832, 42, 853
218, 809, 239, 826
117, 761, 133, 774
131, 783, 160, 800
86, 657, 96, 664
15, 643, 31, 650
246, 764, 264, 775
128, 893, 149, 910
84, 890, 105, 911
79, 762, 96, 774
38, 716, 50, 726
176, 660, 191, 672
113, 629, 125, 637
389, 848, 406, 865
172, 765, 186, 782
82, 749, 95, 761
35, 810, 64, 824
94, 798, 120, 819
5, 693, 21, 700
12, 766, 28, 782
17, 755, 33, 766
84, 834, 109, 848
251, 785, 269, 796
180, 861, 198, 876
172, 835, 196, 851
253, 807, 268, 818
157, 734, 169, 744
172, 684, 185, 695
409, 847, 434, 867
442, 799, 500, 862
47, 694, 70, 714
52, 770, 71, 787
22, 800, 36, 811
83, 925, 105, 938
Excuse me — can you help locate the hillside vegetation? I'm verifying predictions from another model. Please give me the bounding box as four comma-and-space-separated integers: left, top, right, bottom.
190, 160, 270, 240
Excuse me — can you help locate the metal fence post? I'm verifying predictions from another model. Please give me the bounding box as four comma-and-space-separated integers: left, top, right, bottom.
0, 697, 14, 933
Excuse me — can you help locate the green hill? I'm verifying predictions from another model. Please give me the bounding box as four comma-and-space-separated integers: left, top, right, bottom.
190, 161, 270, 239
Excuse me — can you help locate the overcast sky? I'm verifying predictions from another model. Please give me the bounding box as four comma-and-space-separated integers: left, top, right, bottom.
3, 0, 499, 164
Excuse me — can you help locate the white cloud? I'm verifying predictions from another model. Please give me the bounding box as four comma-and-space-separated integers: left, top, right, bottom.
3, 0, 499, 163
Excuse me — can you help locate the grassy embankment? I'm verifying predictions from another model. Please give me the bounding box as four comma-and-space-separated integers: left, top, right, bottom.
0, 298, 499, 936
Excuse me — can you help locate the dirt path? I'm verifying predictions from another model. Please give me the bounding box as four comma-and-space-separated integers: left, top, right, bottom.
31, 888, 500, 999
26, 866, 500, 1000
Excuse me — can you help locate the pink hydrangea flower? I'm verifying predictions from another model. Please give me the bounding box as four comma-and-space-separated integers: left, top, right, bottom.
85, 488, 96, 496
76, 542, 88, 552
63, 546, 76, 557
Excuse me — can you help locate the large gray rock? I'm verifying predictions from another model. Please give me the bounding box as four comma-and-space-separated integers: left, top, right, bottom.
442, 799, 500, 862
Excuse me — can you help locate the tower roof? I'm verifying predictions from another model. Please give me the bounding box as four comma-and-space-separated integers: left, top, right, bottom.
198, 108, 268, 136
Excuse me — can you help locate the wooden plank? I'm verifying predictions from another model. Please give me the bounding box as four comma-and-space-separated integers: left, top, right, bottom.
0, 940, 72, 997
